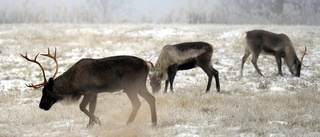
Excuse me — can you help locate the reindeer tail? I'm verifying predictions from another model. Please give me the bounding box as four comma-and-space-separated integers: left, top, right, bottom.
238, 32, 247, 46
146, 61, 155, 72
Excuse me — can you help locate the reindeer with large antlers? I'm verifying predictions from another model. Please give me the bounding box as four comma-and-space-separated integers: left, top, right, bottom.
241, 30, 308, 77
21, 48, 157, 127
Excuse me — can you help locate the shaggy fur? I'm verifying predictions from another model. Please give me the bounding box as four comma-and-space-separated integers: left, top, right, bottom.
150, 42, 220, 93
155, 42, 211, 77
23, 55, 157, 127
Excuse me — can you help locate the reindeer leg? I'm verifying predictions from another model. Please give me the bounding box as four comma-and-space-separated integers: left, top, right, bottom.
164, 80, 169, 93
251, 53, 264, 76
125, 89, 141, 125
88, 93, 101, 126
80, 93, 100, 127
138, 86, 157, 126
212, 68, 220, 93
167, 65, 178, 93
204, 70, 212, 93
275, 55, 283, 76
241, 50, 251, 76
199, 63, 215, 93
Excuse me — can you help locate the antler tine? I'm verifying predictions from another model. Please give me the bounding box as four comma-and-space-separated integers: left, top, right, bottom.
41, 48, 59, 79
41, 48, 57, 59
300, 46, 309, 67
20, 52, 40, 62
25, 83, 45, 89
20, 52, 47, 89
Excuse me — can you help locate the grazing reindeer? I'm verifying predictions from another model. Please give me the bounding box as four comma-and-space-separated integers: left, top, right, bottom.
149, 42, 220, 93
20, 48, 157, 127
241, 30, 308, 77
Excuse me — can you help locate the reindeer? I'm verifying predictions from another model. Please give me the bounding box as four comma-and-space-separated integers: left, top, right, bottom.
149, 42, 220, 93
240, 29, 308, 77
20, 48, 157, 127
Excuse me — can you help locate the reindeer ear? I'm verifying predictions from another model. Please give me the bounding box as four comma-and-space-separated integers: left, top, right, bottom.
154, 70, 160, 74
46, 78, 54, 91
149, 70, 160, 77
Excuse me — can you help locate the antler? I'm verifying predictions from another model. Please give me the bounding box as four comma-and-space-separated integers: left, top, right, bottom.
20, 48, 59, 89
300, 46, 309, 67
41, 48, 59, 79
20, 53, 47, 89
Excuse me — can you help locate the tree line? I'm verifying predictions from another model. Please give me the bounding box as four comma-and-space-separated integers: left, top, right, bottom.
0, 0, 319, 25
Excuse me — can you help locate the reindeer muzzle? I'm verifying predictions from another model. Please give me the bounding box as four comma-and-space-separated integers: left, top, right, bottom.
39, 103, 51, 111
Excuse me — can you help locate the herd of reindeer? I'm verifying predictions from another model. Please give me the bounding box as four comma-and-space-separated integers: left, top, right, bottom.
20, 29, 308, 127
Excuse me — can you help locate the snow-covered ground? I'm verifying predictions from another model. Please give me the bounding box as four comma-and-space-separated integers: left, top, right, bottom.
0, 24, 319, 136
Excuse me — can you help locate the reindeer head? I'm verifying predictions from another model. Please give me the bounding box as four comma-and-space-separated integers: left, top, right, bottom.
149, 70, 162, 93
288, 58, 302, 77
40, 78, 63, 110
287, 47, 308, 77
21, 48, 61, 110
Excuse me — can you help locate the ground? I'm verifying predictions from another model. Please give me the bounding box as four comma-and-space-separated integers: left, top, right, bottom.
0, 24, 319, 137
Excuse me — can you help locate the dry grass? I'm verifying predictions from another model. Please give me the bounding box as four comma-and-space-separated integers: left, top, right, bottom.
150, 91, 320, 136
0, 24, 319, 136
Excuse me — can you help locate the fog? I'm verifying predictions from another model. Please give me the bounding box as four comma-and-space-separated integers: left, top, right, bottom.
0, 0, 319, 25
1, 0, 320, 136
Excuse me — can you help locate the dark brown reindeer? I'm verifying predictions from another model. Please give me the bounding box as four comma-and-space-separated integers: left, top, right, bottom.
21, 48, 157, 127
150, 42, 220, 93
241, 30, 308, 77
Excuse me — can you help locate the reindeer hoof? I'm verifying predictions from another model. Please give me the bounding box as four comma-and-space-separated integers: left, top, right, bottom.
93, 117, 101, 125
152, 122, 157, 127
86, 123, 94, 128
126, 121, 133, 125
86, 117, 101, 128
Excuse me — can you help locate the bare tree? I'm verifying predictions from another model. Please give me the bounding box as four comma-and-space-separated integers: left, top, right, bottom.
87, 0, 130, 23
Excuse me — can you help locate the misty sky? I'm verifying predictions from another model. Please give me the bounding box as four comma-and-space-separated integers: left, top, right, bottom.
0, 0, 191, 22
1, 0, 319, 25
131, 0, 189, 18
